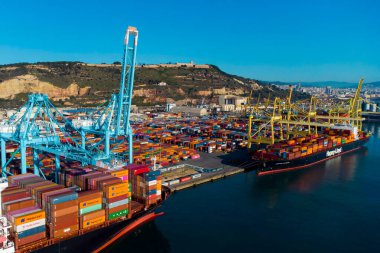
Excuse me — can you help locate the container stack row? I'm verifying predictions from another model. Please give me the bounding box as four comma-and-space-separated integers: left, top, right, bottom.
78, 191, 104, 229
127, 165, 162, 206
2, 179, 46, 248
45, 189, 79, 238
254, 129, 368, 161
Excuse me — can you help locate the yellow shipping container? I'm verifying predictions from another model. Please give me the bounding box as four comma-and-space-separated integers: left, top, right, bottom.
106, 183, 129, 198
109, 190, 129, 199
110, 170, 129, 178
14, 210, 46, 226
79, 198, 102, 209
82, 216, 105, 229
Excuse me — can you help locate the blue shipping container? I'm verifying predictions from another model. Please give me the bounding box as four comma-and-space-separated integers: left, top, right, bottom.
51, 192, 78, 205
17, 225, 45, 239
148, 189, 157, 195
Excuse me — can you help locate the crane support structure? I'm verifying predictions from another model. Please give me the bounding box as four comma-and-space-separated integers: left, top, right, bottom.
0, 94, 99, 179
0, 26, 140, 179
117, 26, 138, 163
247, 79, 365, 148
74, 26, 139, 165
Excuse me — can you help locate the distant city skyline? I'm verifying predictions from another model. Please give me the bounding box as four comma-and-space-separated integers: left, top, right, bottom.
0, 0, 379, 82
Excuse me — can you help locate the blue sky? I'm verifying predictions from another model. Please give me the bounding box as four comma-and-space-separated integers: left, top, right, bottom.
0, 0, 379, 82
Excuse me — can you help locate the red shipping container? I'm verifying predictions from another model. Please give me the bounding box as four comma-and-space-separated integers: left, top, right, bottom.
106, 194, 129, 203
107, 204, 129, 214
51, 213, 79, 230
15, 231, 46, 248
2, 190, 30, 203
133, 167, 150, 175
51, 224, 79, 238
180, 176, 191, 183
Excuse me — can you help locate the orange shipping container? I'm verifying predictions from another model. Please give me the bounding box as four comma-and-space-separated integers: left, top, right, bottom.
52, 224, 79, 238
82, 216, 105, 229
106, 183, 129, 198
79, 198, 101, 209
81, 209, 105, 222
51, 205, 78, 218
108, 170, 128, 178
14, 210, 46, 226
50, 199, 77, 211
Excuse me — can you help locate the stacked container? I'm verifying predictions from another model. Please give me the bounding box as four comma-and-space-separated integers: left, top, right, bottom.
2, 174, 48, 247
145, 171, 162, 205
78, 190, 102, 215
78, 191, 104, 229
44, 190, 79, 238
129, 168, 161, 206
11, 208, 46, 247
105, 168, 129, 182
80, 209, 105, 229
102, 182, 130, 220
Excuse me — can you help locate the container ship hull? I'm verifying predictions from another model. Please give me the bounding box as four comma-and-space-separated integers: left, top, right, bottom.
256, 137, 369, 176
34, 205, 160, 253
0, 165, 169, 253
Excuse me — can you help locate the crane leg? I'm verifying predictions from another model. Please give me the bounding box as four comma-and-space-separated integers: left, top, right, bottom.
81, 130, 86, 150
1, 139, 6, 178
105, 131, 110, 157
33, 149, 39, 176
21, 141, 27, 174
128, 131, 133, 164
55, 155, 60, 183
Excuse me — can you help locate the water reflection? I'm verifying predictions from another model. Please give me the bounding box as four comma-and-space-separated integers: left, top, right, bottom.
106, 222, 171, 253
253, 147, 368, 208
362, 122, 380, 137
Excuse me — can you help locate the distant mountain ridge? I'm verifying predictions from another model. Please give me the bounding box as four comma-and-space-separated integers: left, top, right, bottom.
269, 80, 380, 88
0, 61, 309, 108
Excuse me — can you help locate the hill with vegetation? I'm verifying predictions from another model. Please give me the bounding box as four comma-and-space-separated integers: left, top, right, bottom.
0, 62, 309, 108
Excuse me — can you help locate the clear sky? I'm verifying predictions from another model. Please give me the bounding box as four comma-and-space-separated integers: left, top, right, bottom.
0, 0, 379, 82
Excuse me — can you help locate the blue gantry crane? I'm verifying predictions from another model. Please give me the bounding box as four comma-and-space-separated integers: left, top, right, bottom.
77, 26, 138, 165
0, 94, 99, 180
0, 26, 139, 180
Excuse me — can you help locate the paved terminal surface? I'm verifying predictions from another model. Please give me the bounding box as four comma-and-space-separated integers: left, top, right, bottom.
168, 149, 259, 191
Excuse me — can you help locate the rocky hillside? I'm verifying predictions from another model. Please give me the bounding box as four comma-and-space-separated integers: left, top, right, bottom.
0, 62, 309, 108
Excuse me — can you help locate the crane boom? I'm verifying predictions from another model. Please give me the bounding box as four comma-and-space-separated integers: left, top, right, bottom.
116, 26, 138, 136
350, 78, 364, 115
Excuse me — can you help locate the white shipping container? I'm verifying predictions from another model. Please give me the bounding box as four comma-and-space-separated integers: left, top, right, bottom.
192, 173, 202, 179
106, 198, 129, 209
148, 180, 157, 186
14, 218, 45, 233
169, 179, 180, 185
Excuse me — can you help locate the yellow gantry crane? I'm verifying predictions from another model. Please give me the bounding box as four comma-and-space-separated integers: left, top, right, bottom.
247, 79, 365, 150
244, 90, 253, 115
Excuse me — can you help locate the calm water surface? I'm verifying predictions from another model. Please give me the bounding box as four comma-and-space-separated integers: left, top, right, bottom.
108, 123, 380, 253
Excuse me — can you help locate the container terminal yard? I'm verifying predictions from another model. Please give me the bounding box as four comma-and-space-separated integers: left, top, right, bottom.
0, 26, 371, 253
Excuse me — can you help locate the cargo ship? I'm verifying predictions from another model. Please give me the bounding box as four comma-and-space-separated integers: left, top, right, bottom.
0, 164, 169, 253
254, 126, 371, 176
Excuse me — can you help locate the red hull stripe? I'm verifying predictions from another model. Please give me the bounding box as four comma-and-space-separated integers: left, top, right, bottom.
92, 212, 165, 253
257, 146, 362, 176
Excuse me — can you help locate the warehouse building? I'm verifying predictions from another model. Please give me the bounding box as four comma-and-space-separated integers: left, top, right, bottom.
218, 95, 247, 111
171, 106, 208, 116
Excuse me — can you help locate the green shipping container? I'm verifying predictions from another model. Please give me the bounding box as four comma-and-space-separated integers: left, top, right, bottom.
80, 204, 102, 215
108, 209, 129, 220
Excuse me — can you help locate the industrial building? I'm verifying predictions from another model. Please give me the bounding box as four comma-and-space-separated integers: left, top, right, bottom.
218, 95, 247, 112
171, 106, 208, 116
